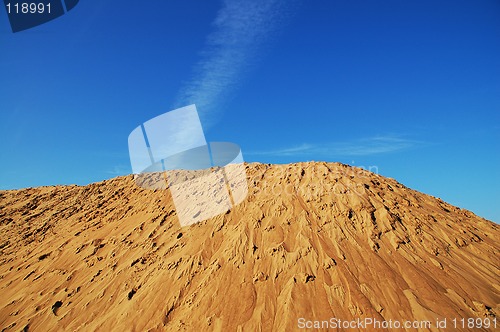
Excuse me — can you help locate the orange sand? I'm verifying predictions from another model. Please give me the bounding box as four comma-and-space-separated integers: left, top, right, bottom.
0, 162, 498, 331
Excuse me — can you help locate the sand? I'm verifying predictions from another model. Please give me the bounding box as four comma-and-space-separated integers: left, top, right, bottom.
0, 162, 498, 331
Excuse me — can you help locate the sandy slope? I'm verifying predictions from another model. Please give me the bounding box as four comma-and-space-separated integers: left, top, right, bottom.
0, 162, 498, 331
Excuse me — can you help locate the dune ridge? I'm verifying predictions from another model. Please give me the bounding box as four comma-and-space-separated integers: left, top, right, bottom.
0, 162, 498, 331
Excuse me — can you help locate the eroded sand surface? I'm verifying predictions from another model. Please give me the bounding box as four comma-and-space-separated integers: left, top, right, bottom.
0, 162, 498, 331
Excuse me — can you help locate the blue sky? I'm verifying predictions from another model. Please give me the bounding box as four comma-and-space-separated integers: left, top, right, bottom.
0, 0, 498, 221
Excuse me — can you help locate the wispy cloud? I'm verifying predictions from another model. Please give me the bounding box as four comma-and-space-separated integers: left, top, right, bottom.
175, 0, 295, 123
106, 165, 131, 176
247, 135, 423, 157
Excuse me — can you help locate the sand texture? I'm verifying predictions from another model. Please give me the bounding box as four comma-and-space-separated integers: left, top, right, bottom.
0, 162, 498, 331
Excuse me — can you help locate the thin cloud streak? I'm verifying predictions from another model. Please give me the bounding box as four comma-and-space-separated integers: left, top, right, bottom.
106, 165, 131, 176
248, 136, 422, 157
175, 0, 294, 122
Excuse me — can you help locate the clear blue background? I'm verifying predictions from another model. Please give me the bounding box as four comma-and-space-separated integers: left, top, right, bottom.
0, 0, 498, 221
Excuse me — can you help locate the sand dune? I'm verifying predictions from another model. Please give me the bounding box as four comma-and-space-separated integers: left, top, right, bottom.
0, 162, 498, 331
